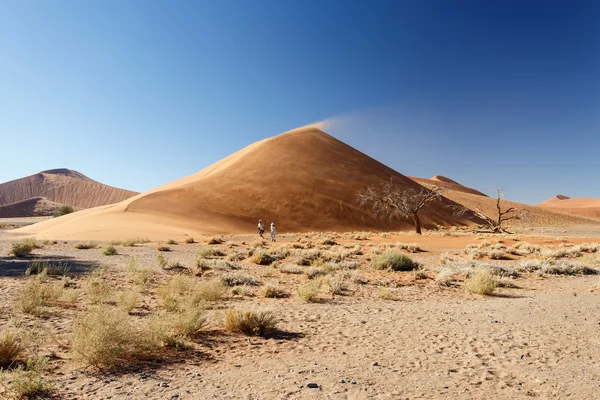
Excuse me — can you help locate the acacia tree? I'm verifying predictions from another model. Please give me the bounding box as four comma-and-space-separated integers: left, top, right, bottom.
452, 188, 529, 233
357, 179, 443, 234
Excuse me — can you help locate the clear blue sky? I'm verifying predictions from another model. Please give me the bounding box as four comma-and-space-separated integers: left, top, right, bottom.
1, 0, 598, 204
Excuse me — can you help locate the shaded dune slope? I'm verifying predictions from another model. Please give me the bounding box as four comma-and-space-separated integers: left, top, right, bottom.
0, 169, 138, 213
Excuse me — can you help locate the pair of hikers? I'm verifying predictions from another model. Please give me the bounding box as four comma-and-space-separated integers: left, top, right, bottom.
258, 219, 276, 242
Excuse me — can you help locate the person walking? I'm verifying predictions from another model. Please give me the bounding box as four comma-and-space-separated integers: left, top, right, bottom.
257, 220, 265, 239
270, 222, 276, 242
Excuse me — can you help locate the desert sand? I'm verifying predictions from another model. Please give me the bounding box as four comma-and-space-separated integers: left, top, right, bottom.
539, 195, 600, 219
0, 169, 137, 217
1, 230, 600, 399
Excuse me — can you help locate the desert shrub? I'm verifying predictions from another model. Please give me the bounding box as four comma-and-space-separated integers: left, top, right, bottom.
194, 280, 227, 302
156, 252, 168, 268
513, 242, 541, 254
336, 260, 360, 270
11, 240, 34, 258
0, 356, 52, 399
156, 245, 171, 252
53, 205, 74, 217
261, 285, 287, 298
378, 288, 394, 300
166, 239, 177, 245
231, 286, 255, 297
515, 259, 544, 273
351, 274, 369, 285
325, 275, 348, 295
146, 306, 206, 349
84, 270, 112, 305
111, 237, 151, 247
297, 282, 321, 302
208, 236, 224, 245
158, 276, 225, 311
280, 264, 303, 274
578, 243, 600, 253
197, 248, 224, 259
415, 270, 429, 280
220, 272, 260, 287
25, 261, 70, 277
251, 239, 267, 248
227, 251, 246, 262
306, 267, 328, 280
487, 265, 519, 278
212, 260, 241, 271
117, 291, 140, 314
372, 250, 419, 271
435, 269, 456, 287
0, 330, 24, 368
541, 260, 598, 275
250, 250, 274, 266
225, 310, 277, 337
321, 238, 337, 246
102, 245, 118, 256
396, 242, 421, 253
71, 306, 143, 368
464, 270, 497, 295
185, 238, 195, 244
495, 277, 518, 288
16, 280, 62, 316
488, 250, 507, 260
74, 241, 98, 250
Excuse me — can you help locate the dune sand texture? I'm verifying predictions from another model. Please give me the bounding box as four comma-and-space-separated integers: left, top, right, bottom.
538, 195, 600, 219
0, 169, 137, 217
410, 175, 488, 197
15, 127, 483, 240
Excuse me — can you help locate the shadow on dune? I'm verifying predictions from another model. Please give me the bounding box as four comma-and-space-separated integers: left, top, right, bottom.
0, 254, 98, 277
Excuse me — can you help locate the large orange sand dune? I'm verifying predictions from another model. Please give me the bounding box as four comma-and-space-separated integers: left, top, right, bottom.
0, 168, 137, 217
538, 195, 600, 219
15, 127, 482, 240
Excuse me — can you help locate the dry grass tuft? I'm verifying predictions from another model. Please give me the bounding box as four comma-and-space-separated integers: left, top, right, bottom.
280, 264, 304, 274
220, 272, 260, 287
74, 241, 98, 250
297, 281, 321, 302
225, 310, 277, 337
11, 240, 35, 258
71, 306, 145, 368
372, 250, 419, 271
0, 330, 24, 368
102, 245, 118, 256
185, 238, 195, 244
208, 236, 224, 245
117, 291, 140, 314
0, 356, 52, 399
261, 285, 287, 298
156, 245, 171, 252
464, 270, 497, 295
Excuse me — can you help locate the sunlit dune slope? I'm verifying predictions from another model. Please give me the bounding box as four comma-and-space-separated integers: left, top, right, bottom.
538, 196, 600, 219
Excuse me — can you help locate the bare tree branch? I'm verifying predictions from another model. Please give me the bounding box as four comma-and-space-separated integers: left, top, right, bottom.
357, 178, 443, 234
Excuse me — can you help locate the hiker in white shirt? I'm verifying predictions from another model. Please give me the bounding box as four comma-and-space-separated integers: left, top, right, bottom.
270, 222, 276, 242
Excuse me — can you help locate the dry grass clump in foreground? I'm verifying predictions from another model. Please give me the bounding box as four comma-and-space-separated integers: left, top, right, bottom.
0, 356, 52, 399
0, 330, 24, 368
71, 306, 148, 368
146, 308, 207, 349
158, 275, 226, 312
372, 250, 419, 271
225, 310, 277, 337
464, 270, 497, 295
16, 279, 69, 316
261, 285, 287, 298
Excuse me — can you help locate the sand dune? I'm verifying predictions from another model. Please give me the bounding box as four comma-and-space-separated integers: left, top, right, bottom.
410, 175, 487, 197
538, 195, 600, 219
441, 190, 600, 228
0, 197, 66, 218
15, 127, 482, 240
0, 168, 137, 217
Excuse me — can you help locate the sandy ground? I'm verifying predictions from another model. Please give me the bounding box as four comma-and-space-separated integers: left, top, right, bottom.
1, 231, 599, 399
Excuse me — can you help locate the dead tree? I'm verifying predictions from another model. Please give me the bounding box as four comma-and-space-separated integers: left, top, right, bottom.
452, 188, 529, 233
357, 179, 443, 234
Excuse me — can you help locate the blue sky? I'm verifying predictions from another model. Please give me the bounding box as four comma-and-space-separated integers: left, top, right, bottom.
0, 0, 598, 204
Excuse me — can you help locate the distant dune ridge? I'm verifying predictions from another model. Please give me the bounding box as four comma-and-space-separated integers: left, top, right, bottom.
0, 168, 137, 217
538, 195, 600, 219
410, 175, 488, 197
15, 126, 483, 239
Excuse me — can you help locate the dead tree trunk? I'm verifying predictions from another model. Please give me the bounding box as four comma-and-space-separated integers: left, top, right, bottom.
413, 213, 422, 235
